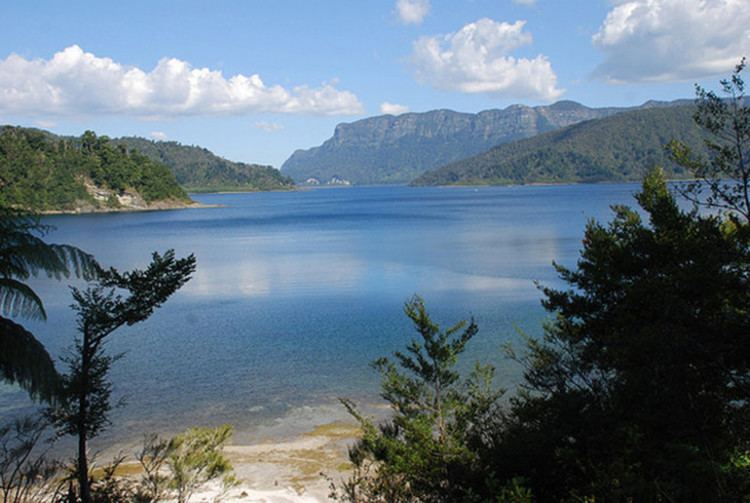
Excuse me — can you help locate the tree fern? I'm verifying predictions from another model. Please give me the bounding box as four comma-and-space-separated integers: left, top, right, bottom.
0, 316, 60, 402
0, 209, 99, 401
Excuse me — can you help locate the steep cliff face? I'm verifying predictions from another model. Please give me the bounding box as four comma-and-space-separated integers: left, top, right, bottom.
281, 101, 631, 184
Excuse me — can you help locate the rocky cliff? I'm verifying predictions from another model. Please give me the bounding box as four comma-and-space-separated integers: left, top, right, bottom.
413, 105, 704, 186
281, 101, 643, 185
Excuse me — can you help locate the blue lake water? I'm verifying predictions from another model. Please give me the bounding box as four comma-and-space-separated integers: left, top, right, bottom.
0, 183, 642, 447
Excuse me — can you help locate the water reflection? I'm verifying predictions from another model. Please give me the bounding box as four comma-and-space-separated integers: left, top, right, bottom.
187, 254, 367, 298
186, 254, 540, 300
1, 184, 640, 445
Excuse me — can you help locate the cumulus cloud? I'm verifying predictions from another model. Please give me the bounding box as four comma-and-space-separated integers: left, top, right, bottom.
593, 0, 750, 82
0, 45, 364, 117
253, 121, 284, 132
150, 131, 168, 141
396, 0, 430, 25
380, 102, 410, 115
411, 18, 563, 101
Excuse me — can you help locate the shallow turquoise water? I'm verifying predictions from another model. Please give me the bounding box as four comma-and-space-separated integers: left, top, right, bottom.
0, 184, 641, 446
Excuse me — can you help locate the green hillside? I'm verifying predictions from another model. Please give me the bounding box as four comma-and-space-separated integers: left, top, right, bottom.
413, 106, 706, 186
280, 100, 694, 185
0, 126, 190, 212
115, 137, 295, 192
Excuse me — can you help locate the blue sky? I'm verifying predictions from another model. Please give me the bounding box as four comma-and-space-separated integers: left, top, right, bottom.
0, 0, 748, 168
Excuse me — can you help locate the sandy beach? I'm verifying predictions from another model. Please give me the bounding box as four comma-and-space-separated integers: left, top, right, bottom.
218, 422, 358, 502
110, 420, 361, 503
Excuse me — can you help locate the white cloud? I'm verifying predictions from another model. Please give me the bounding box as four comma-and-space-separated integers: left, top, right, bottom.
379, 102, 410, 115
150, 131, 168, 141
411, 18, 563, 101
592, 0, 750, 82
512, 0, 536, 5
253, 121, 284, 132
396, 0, 430, 25
0, 45, 364, 117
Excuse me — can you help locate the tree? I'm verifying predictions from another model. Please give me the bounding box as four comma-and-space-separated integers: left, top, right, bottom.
132, 426, 235, 503
49, 250, 196, 503
333, 296, 503, 502
0, 209, 98, 401
487, 169, 750, 501
166, 425, 235, 503
135, 433, 173, 503
670, 58, 750, 221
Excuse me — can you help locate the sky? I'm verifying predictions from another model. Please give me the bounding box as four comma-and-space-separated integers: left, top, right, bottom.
0, 0, 748, 169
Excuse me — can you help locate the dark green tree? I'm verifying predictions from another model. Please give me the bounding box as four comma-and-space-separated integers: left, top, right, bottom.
670, 58, 750, 221
334, 296, 502, 502
0, 209, 98, 401
487, 169, 750, 501
0, 127, 189, 213
49, 250, 196, 503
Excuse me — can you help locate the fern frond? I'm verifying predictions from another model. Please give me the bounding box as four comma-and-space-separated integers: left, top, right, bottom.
0, 316, 61, 402
0, 278, 46, 320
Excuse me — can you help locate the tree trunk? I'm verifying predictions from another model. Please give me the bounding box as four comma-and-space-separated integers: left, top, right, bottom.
77, 328, 92, 503
77, 430, 91, 503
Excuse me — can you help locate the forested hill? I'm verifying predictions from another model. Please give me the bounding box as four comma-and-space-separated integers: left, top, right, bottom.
280, 100, 691, 185
412, 105, 705, 186
0, 126, 191, 213
114, 137, 295, 192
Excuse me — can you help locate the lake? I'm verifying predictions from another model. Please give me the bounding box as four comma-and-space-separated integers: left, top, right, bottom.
1, 183, 642, 448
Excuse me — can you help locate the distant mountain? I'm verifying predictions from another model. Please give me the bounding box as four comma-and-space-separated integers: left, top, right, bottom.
280, 100, 691, 185
114, 137, 295, 192
412, 105, 705, 186
0, 126, 192, 213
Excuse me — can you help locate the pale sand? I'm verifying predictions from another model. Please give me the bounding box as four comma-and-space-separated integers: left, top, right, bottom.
220, 422, 359, 502
117, 421, 360, 502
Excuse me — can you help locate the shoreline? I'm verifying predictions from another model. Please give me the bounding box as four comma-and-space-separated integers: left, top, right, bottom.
39, 200, 221, 216
89, 402, 393, 502
192, 187, 298, 194
222, 421, 358, 501
414, 176, 695, 189
107, 420, 361, 503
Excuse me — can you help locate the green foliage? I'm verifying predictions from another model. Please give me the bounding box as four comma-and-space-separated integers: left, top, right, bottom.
0, 210, 98, 402
495, 477, 533, 503
0, 127, 189, 212
282, 101, 631, 185
115, 137, 295, 192
0, 318, 63, 406
49, 251, 196, 503
132, 427, 235, 503
670, 58, 750, 221
333, 296, 503, 502
166, 425, 235, 503
414, 105, 706, 186
134, 434, 172, 503
0, 211, 98, 320
487, 169, 750, 501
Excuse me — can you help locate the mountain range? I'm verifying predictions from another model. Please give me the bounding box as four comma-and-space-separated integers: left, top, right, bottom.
413, 105, 705, 186
0, 97, 713, 214
281, 100, 692, 185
